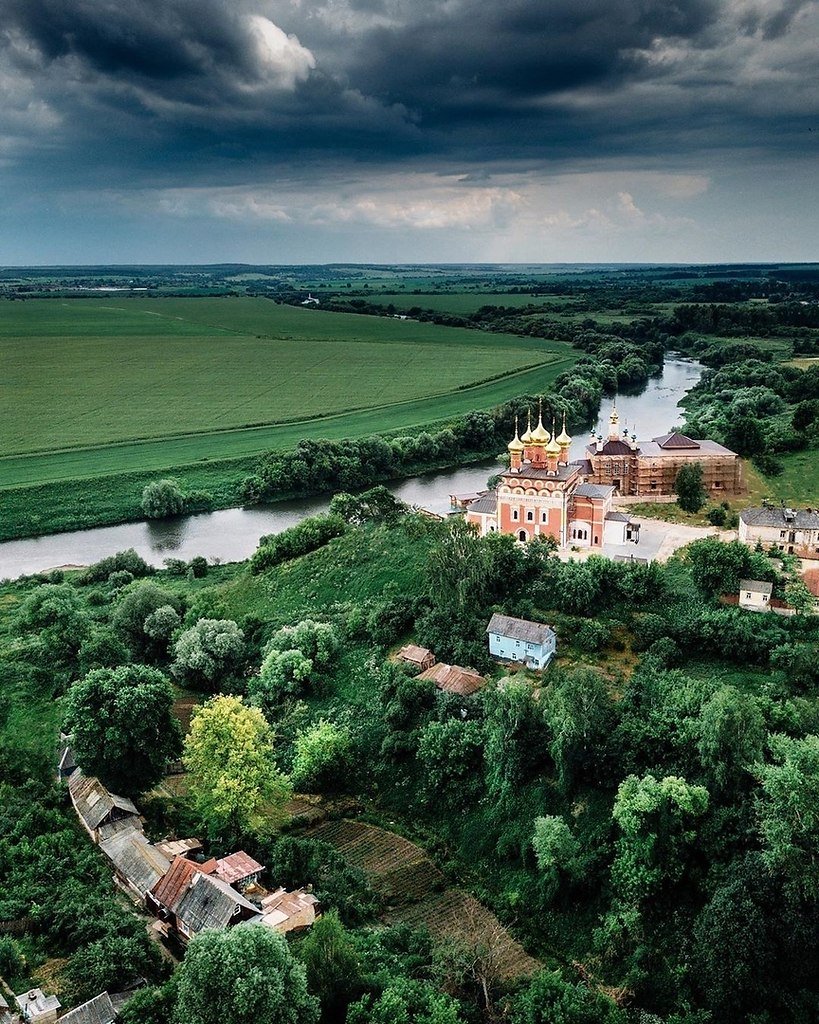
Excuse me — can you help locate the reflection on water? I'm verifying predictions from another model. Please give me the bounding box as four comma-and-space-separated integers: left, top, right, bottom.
0, 357, 701, 581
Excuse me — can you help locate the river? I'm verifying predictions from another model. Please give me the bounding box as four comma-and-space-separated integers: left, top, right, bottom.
0, 357, 702, 580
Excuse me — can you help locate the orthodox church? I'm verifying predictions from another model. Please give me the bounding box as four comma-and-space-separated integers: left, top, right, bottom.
465, 403, 638, 550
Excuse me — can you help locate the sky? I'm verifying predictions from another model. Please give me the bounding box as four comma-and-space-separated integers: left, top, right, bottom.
1, 0, 817, 265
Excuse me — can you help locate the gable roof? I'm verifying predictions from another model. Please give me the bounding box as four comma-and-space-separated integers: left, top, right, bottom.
69, 773, 139, 832
653, 431, 701, 449
487, 612, 554, 646
150, 855, 216, 912
175, 872, 260, 934
466, 493, 498, 514
589, 439, 635, 456
215, 851, 265, 886
99, 828, 171, 897
740, 579, 773, 595
397, 644, 434, 666
59, 992, 116, 1024
417, 662, 486, 696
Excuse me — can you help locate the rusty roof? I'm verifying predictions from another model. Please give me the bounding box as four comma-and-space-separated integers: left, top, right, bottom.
215, 851, 265, 886
397, 644, 434, 665
151, 855, 214, 912
68, 773, 139, 831
417, 662, 486, 696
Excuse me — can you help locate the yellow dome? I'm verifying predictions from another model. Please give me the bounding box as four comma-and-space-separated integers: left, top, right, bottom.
556, 413, 572, 446
507, 417, 524, 452
546, 420, 561, 454
530, 400, 551, 445
520, 411, 534, 445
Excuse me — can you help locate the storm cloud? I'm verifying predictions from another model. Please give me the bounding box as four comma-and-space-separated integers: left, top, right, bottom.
0, 0, 817, 261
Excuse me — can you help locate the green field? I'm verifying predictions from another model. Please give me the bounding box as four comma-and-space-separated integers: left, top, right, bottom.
2, 297, 569, 458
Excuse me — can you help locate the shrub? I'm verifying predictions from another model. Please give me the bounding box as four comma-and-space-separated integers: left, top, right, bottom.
172, 618, 245, 690
291, 720, 354, 792
81, 549, 153, 584
141, 478, 185, 519
250, 514, 347, 574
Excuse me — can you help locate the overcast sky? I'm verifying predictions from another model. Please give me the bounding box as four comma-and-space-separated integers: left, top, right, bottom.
1, 0, 817, 264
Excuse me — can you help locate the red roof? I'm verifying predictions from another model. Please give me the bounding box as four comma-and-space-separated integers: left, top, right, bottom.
417, 662, 486, 696
215, 851, 264, 885
150, 855, 215, 911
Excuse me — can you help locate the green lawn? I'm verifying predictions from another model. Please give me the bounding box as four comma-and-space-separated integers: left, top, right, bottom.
1, 297, 568, 458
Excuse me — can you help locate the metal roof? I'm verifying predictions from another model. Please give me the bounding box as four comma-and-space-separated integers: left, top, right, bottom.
417, 662, 486, 696
486, 613, 555, 646
467, 494, 498, 514
573, 483, 615, 499
100, 829, 171, 897
215, 851, 265, 886
653, 431, 701, 449
740, 506, 819, 529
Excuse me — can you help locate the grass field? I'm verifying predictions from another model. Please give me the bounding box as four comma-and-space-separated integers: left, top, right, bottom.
2, 297, 569, 458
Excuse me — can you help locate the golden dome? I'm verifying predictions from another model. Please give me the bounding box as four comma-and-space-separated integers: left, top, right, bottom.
530, 400, 551, 445
507, 416, 525, 452
556, 413, 572, 447
546, 420, 561, 455
520, 410, 534, 445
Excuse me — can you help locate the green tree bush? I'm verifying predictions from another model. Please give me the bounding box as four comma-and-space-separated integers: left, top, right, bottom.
172, 618, 245, 690
140, 478, 185, 519
674, 463, 706, 513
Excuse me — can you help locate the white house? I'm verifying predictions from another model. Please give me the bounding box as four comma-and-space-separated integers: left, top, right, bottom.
486, 613, 556, 670
738, 579, 772, 611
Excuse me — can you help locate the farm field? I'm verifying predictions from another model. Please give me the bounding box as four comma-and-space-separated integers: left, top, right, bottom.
1, 297, 568, 458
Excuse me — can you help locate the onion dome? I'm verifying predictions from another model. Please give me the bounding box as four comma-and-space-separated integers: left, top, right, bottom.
507, 416, 525, 453
556, 413, 572, 447
546, 419, 561, 455
520, 410, 534, 445
530, 399, 551, 445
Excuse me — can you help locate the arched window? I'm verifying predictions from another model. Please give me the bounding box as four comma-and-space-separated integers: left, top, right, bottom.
518, 530, 527, 543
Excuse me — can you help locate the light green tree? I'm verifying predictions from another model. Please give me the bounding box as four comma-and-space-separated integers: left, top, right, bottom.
291, 720, 354, 792
183, 695, 291, 842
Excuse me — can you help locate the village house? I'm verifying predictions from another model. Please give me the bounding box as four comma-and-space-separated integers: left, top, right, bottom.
172, 871, 262, 944
258, 887, 319, 934
13, 990, 60, 1024
486, 613, 556, 670
396, 644, 436, 672
417, 662, 486, 696
214, 852, 265, 892
68, 773, 141, 842
57, 992, 116, 1024
739, 505, 819, 559
739, 579, 773, 611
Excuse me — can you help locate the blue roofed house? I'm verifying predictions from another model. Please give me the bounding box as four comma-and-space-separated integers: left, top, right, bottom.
486, 613, 556, 670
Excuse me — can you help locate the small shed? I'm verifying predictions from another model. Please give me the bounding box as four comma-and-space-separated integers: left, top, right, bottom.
417, 662, 486, 696
215, 852, 265, 891
153, 837, 203, 860
259, 887, 319, 934
14, 990, 60, 1024
396, 644, 436, 672
58, 992, 116, 1024
739, 579, 772, 611
486, 613, 556, 670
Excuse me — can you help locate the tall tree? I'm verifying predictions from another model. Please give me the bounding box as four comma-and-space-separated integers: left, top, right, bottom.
674, 462, 706, 513
183, 695, 291, 842
698, 686, 765, 791
172, 618, 245, 690
63, 665, 182, 796
175, 926, 319, 1024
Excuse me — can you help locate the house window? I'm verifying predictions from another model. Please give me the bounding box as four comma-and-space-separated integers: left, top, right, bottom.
746, 592, 752, 599
526, 510, 534, 522
512, 509, 519, 521
518, 530, 527, 542
780, 530, 786, 539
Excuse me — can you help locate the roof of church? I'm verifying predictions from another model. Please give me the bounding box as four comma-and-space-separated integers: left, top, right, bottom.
638, 438, 736, 457
502, 463, 578, 481
574, 483, 615, 499
653, 431, 700, 449
467, 493, 498, 514
588, 439, 635, 456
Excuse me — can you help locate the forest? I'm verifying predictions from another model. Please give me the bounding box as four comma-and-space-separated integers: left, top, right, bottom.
1, 492, 818, 1023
